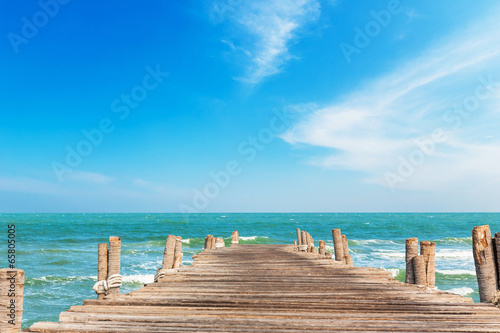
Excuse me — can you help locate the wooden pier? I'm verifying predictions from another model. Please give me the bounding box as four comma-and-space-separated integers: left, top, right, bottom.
27, 244, 500, 333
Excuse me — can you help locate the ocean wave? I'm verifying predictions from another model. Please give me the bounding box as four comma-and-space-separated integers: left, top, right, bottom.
384, 268, 401, 277
436, 269, 476, 276
122, 274, 154, 284
350, 239, 400, 246
239, 236, 269, 240
435, 250, 472, 260
434, 237, 472, 245
445, 287, 475, 296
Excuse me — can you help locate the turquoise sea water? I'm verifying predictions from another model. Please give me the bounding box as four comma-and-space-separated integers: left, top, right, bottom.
1, 213, 499, 329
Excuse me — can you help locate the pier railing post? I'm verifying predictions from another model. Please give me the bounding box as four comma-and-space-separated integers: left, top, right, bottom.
215, 237, 225, 249
420, 241, 436, 288
413, 255, 427, 286
97, 243, 108, 299
162, 235, 177, 269
332, 229, 344, 262
231, 231, 239, 245
0, 268, 24, 332
319, 240, 326, 256
473, 225, 498, 302
405, 238, 418, 284
107, 236, 121, 296
173, 237, 183, 269
296, 228, 302, 246
342, 234, 352, 265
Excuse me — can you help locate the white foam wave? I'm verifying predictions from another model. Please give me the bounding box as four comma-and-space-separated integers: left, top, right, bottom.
384, 268, 401, 277
436, 269, 476, 276
122, 274, 154, 284
351, 239, 400, 245
181, 239, 190, 244
445, 287, 475, 296
239, 236, 268, 240
435, 250, 472, 259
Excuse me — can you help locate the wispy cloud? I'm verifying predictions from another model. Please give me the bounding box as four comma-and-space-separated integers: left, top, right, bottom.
281, 7, 500, 191
214, 0, 321, 84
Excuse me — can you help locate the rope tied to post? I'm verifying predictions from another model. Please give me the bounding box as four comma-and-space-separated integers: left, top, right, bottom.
92, 274, 123, 295
154, 269, 169, 282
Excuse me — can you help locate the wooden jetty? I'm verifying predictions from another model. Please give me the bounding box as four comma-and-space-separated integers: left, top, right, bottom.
27, 243, 500, 332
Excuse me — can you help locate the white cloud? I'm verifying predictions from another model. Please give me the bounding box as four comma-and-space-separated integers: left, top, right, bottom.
214, 0, 320, 84
281, 7, 500, 192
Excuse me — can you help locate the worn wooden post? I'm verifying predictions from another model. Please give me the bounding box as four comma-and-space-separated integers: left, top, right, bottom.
473, 225, 498, 302
332, 229, 344, 261
107, 236, 121, 296
173, 237, 183, 269
301, 230, 308, 248
420, 241, 436, 288
97, 243, 108, 300
342, 234, 349, 257
494, 232, 500, 289
296, 228, 302, 246
413, 255, 427, 286
308, 233, 314, 252
231, 231, 239, 245
204, 235, 211, 250
405, 238, 418, 284
162, 235, 177, 269
0, 268, 24, 332
319, 240, 326, 256
215, 237, 225, 249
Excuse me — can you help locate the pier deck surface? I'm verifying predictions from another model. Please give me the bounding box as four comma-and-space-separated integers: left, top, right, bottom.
28, 244, 500, 332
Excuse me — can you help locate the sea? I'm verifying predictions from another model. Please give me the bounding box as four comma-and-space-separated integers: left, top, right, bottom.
0, 212, 498, 329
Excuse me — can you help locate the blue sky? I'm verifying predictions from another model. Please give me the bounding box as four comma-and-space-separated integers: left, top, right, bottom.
1, 0, 500, 212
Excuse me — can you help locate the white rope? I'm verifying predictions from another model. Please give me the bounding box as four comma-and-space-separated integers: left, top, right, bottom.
154, 269, 168, 282
93, 274, 123, 295
215, 242, 224, 248
231, 241, 238, 244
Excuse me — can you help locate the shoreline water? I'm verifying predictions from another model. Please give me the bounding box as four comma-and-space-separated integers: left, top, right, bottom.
1, 212, 498, 328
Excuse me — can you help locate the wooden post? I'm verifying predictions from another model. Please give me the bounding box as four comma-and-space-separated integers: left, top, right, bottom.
308, 233, 314, 252
296, 228, 302, 246
405, 238, 418, 284
215, 237, 225, 249
420, 241, 436, 288
107, 236, 121, 296
162, 235, 177, 269
173, 237, 183, 269
231, 231, 239, 245
332, 229, 344, 261
97, 243, 108, 300
342, 234, 349, 259
494, 232, 500, 290
473, 225, 498, 302
413, 255, 427, 286
209, 235, 215, 249
204, 235, 211, 250
0, 268, 24, 332
301, 230, 307, 248
345, 255, 353, 266
319, 240, 326, 256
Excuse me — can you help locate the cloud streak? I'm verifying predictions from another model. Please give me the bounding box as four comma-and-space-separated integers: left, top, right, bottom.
216, 0, 320, 84
281, 7, 500, 192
